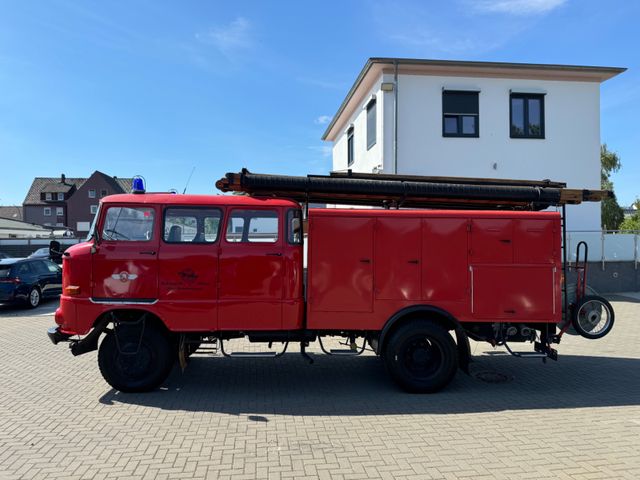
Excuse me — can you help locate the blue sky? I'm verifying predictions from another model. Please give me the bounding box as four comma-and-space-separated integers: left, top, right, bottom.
1, 0, 638, 206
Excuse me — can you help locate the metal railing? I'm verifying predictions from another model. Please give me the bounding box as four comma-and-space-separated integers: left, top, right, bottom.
567, 230, 640, 270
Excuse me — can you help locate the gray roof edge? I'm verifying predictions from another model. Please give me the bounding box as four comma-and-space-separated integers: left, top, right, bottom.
321, 57, 627, 141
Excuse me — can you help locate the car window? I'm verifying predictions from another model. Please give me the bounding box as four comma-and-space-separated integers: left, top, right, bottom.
102, 206, 155, 242
44, 260, 61, 273
0, 266, 11, 278
31, 261, 49, 275
163, 208, 222, 243
226, 209, 279, 243
14, 263, 32, 276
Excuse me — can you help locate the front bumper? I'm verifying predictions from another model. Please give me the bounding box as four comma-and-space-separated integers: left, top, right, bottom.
47, 326, 72, 345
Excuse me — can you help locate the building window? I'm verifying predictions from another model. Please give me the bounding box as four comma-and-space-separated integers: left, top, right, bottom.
56, 207, 64, 216
90, 205, 98, 215
510, 93, 545, 138
366, 98, 376, 150
89, 189, 96, 198
347, 126, 354, 166
57, 192, 64, 201
442, 91, 479, 137
101, 189, 108, 197
45, 193, 52, 201
44, 207, 51, 216
56, 223, 64, 227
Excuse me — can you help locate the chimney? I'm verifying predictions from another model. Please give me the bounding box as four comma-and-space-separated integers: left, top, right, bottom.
61, 174, 66, 184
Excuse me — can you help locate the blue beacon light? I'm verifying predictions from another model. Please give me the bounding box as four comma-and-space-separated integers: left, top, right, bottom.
131, 176, 146, 194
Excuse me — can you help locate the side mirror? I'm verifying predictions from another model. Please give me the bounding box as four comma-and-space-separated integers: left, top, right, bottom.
49, 240, 62, 264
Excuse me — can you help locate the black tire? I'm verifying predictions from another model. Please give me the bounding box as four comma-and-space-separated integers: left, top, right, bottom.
571, 295, 615, 340
98, 323, 175, 393
560, 284, 598, 335
383, 320, 458, 393
27, 286, 41, 309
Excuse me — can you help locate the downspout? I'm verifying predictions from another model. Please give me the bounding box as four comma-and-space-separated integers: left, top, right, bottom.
393, 60, 399, 174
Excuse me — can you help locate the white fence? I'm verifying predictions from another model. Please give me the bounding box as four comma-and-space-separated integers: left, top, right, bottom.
567, 231, 639, 268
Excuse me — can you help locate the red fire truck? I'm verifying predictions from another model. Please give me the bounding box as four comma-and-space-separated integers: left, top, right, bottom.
47, 170, 615, 393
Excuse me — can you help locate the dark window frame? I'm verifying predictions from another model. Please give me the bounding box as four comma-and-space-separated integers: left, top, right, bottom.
510, 93, 545, 139
347, 126, 354, 166
162, 206, 223, 244
366, 98, 377, 150
442, 90, 479, 138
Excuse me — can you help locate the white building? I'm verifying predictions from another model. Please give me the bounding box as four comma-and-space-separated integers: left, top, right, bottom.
322, 58, 625, 230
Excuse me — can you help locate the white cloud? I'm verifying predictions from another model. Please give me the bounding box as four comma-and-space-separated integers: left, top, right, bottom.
196, 17, 253, 58
308, 145, 332, 158
314, 115, 332, 125
473, 0, 567, 15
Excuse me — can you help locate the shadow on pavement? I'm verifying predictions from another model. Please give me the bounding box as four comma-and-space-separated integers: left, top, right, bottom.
0, 298, 59, 317
99, 352, 640, 416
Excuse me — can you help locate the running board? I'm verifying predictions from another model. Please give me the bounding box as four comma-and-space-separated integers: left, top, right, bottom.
318, 337, 367, 356
219, 339, 289, 358
228, 351, 279, 358
503, 341, 558, 362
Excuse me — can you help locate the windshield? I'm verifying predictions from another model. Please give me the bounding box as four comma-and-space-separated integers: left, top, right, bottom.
101, 206, 155, 241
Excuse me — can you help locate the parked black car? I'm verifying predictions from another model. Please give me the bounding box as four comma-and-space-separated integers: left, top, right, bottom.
0, 258, 62, 308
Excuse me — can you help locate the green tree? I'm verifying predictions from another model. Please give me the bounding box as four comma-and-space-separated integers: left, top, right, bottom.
600, 144, 624, 230
619, 198, 640, 232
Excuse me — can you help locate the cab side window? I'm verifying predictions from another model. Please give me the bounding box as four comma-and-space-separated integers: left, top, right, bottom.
163, 208, 222, 243
225, 209, 279, 243
102, 207, 155, 241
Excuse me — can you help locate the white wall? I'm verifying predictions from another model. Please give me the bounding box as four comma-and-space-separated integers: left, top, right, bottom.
332, 72, 602, 231
332, 79, 385, 174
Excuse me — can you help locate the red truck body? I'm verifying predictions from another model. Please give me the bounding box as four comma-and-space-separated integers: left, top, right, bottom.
48, 189, 611, 394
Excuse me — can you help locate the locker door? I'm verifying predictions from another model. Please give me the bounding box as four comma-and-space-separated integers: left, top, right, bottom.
422, 218, 468, 301
374, 218, 421, 300
309, 216, 374, 312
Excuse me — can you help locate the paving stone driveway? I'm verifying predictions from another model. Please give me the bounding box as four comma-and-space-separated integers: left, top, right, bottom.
0, 296, 639, 480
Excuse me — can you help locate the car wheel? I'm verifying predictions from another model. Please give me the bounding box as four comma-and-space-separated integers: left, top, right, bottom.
383, 320, 458, 393
27, 287, 41, 308
98, 323, 175, 393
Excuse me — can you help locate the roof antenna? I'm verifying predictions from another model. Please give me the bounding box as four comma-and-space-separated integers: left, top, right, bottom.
183, 166, 196, 194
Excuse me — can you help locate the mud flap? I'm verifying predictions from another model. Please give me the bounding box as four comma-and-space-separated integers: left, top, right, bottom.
455, 327, 471, 374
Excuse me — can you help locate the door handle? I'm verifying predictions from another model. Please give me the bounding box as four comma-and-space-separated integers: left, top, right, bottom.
408, 259, 419, 264
500, 239, 511, 244
266, 252, 282, 256
139, 251, 156, 255
360, 258, 371, 264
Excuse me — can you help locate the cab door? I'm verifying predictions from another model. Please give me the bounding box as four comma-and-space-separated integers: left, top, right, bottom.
91, 205, 158, 301
218, 208, 284, 330
157, 206, 222, 331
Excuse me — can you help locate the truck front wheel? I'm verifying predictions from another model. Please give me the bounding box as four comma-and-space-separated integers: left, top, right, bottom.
98, 323, 174, 393
384, 320, 458, 393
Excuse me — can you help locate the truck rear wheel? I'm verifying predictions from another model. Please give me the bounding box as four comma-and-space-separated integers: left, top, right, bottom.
384, 320, 458, 393
98, 323, 174, 393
